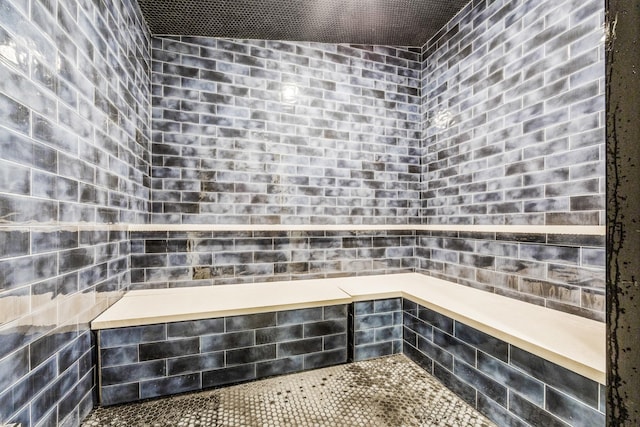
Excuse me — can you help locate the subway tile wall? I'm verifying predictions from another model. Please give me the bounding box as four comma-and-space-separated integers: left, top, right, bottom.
350, 298, 403, 361
98, 305, 348, 405
403, 299, 605, 426
129, 229, 604, 321
420, 0, 605, 226
150, 37, 423, 225
0, 0, 608, 424
129, 230, 417, 288
0, 0, 150, 425
416, 231, 605, 321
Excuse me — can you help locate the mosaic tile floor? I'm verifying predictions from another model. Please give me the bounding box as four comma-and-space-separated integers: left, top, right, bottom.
82, 355, 497, 426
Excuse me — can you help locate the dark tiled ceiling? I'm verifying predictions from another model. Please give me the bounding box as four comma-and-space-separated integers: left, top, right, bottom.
137, 0, 471, 46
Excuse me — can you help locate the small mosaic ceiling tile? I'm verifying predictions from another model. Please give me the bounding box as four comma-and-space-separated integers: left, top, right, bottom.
137, 0, 471, 46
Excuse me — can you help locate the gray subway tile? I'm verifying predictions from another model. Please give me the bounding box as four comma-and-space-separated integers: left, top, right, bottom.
256, 356, 304, 378
167, 318, 225, 338
477, 351, 544, 405
455, 323, 508, 362
509, 391, 569, 427
202, 365, 256, 388
101, 360, 166, 386
510, 346, 599, 408
0, 347, 29, 391
139, 338, 200, 361
354, 313, 393, 330
433, 329, 476, 366
454, 360, 507, 406
403, 341, 433, 373
226, 344, 276, 365
354, 342, 394, 361
278, 337, 323, 356
101, 383, 140, 406
201, 331, 255, 352
304, 319, 347, 337
323, 333, 347, 350
100, 346, 139, 368
433, 363, 477, 408
545, 386, 605, 427
304, 348, 347, 370
277, 307, 323, 325
374, 325, 402, 342
418, 306, 454, 334
477, 392, 529, 427
324, 304, 348, 320
226, 312, 276, 331
140, 373, 201, 400
417, 335, 454, 371
167, 352, 224, 376
99, 325, 167, 348
373, 298, 401, 312
256, 324, 303, 344
354, 301, 374, 315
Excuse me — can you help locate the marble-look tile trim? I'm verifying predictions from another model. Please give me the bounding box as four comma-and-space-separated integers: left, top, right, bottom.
127, 223, 605, 235
403, 299, 605, 427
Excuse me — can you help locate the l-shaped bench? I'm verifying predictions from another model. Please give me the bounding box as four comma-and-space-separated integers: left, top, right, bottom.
91, 273, 605, 426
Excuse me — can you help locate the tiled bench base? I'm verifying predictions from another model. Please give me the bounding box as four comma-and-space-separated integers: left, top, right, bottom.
402, 299, 605, 427
350, 298, 403, 362
98, 305, 348, 405
93, 274, 605, 426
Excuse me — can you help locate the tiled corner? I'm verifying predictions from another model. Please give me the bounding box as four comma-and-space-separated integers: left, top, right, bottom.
416, 230, 605, 321
403, 299, 605, 426
421, 0, 604, 227
0, 0, 151, 423
350, 298, 403, 361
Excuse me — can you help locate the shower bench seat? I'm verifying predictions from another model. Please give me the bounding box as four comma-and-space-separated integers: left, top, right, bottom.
91, 273, 605, 425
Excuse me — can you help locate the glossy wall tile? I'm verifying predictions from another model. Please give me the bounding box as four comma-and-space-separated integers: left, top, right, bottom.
129, 230, 417, 288
420, 0, 605, 226
0, 0, 151, 424
403, 299, 605, 426
150, 37, 423, 225
0, 0, 608, 424
416, 230, 605, 321
97, 305, 348, 405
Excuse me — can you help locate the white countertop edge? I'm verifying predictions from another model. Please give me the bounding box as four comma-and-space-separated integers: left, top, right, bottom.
91, 298, 353, 330
399, 290, 606, 385
0, 223, 605, 235
127, 224, 605, 235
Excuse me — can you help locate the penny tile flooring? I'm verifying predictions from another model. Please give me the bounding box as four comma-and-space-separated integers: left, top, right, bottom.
82, 354, 497, 426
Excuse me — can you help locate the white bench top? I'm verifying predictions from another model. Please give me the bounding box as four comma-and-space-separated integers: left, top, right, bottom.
91, 273, 605, 384
91, 279, 353, 329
